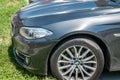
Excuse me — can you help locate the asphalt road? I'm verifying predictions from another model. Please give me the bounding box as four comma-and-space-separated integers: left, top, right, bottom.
100, 71, 120, 80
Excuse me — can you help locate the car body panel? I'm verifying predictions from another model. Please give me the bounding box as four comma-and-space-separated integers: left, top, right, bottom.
43, 12, 120, 71
11, 0, 120, 75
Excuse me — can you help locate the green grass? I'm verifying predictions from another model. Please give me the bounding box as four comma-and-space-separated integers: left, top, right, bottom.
0, 0, 56, 80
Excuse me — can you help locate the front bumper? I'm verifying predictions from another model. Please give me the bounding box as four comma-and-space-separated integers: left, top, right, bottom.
12, 35, 57, 75
11, 12, 59, 75
13, 48, 39, 73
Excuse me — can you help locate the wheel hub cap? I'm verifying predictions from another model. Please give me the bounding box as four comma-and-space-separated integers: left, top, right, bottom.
74, 60, 79, 65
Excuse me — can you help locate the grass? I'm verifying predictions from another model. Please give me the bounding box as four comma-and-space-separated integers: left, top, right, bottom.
0, 0, 56, 80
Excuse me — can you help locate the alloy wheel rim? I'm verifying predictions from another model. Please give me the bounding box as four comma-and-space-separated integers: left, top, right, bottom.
57, 45, 97, 80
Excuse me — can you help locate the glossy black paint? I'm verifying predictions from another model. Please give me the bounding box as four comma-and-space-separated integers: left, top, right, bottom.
11, 0, 120, 75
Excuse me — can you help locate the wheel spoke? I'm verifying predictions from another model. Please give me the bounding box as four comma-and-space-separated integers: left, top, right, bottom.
83, 61, 96, 64
78, 46, 83, 58
81, 49, 90, 58
66, 48, 74, 58
59, 64, 71, 70
83, 65, 96, 71
61, 54, 71, 61
58, 60, 72, 63
73, 46, 78, 58
82, 55, 95, 62
68, 65, 76, 80
78, 65, 85, 80
75, 68, 78, 80
79, 65, 91, 77
62, 65, 75, 76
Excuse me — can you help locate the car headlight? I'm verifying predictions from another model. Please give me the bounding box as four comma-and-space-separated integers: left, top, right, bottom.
20, 27, 53, 39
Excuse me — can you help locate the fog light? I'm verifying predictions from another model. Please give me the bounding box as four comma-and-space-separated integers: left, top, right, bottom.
25, 57, 30, 65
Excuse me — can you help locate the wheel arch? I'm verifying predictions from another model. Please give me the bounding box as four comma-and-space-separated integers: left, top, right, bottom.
47, 33, 111, 74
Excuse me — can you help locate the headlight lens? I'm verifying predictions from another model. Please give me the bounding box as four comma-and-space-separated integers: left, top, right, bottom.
20, 27, 53, 39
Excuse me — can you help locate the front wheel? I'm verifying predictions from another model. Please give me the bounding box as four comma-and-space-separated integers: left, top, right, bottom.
50, 38, 104, 80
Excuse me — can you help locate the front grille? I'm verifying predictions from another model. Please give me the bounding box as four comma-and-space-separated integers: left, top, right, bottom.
14, 49, 31, 65
15, 50, 26, 61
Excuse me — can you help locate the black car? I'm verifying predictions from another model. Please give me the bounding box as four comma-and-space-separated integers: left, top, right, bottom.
11, 0, 120, 80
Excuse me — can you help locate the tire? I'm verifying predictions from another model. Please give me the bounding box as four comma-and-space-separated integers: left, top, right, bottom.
50, 38, 104, 80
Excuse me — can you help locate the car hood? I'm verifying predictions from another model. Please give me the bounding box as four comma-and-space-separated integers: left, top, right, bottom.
19, 0, 109, 26
20, 0, 98, 18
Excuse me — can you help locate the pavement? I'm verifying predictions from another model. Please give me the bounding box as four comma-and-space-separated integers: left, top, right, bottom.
100, 71, 120, 80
